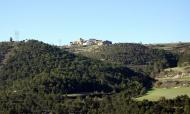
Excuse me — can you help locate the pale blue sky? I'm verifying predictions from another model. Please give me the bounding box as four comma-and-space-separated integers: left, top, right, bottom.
0, 0, 190, 45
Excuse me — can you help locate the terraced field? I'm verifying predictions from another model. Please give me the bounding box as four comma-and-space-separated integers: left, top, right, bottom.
157, 77, 190, 81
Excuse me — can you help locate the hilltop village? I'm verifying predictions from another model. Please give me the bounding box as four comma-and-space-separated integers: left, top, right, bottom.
70, 38, 112, 46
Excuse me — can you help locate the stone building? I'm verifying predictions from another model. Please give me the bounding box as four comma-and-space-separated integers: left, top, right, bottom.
70, 38, 112, 46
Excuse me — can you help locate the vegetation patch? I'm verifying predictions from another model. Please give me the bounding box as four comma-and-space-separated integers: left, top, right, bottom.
136, 87, 190, 101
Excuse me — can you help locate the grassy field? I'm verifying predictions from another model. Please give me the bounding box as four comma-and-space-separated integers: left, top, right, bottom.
136, 87, 190, 101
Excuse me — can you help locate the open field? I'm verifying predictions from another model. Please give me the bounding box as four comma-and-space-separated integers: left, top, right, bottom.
136, 87, 190, 101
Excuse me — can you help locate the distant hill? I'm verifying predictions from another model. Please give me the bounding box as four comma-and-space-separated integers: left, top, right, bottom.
147, 42, 190, 67
147, 42, 190, 52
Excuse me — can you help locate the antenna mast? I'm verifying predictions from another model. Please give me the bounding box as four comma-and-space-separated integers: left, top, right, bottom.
14, 31, 20, 41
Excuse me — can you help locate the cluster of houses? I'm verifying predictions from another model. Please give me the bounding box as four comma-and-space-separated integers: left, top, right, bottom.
70, 38, 112, 46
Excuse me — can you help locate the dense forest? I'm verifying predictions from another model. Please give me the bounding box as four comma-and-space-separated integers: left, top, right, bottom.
0, 91, 190, 114
0, 40, 190, 114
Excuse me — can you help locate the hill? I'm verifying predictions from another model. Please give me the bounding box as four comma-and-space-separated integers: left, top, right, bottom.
147, 42, 190, 52
0, 40, 154, 94
0, 40, 155, 113
148, 42, 190, 67
67, 43, 178, 76
0, 40, 190, 113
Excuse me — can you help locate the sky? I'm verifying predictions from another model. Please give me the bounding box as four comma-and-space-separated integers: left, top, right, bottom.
0, 0, 190, 45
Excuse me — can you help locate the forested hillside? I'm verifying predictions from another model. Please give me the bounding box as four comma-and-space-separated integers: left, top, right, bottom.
0, 40, 156, 113
148, 42, 190, 67
68, 43, 179, 76
0, 40, 153, 94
